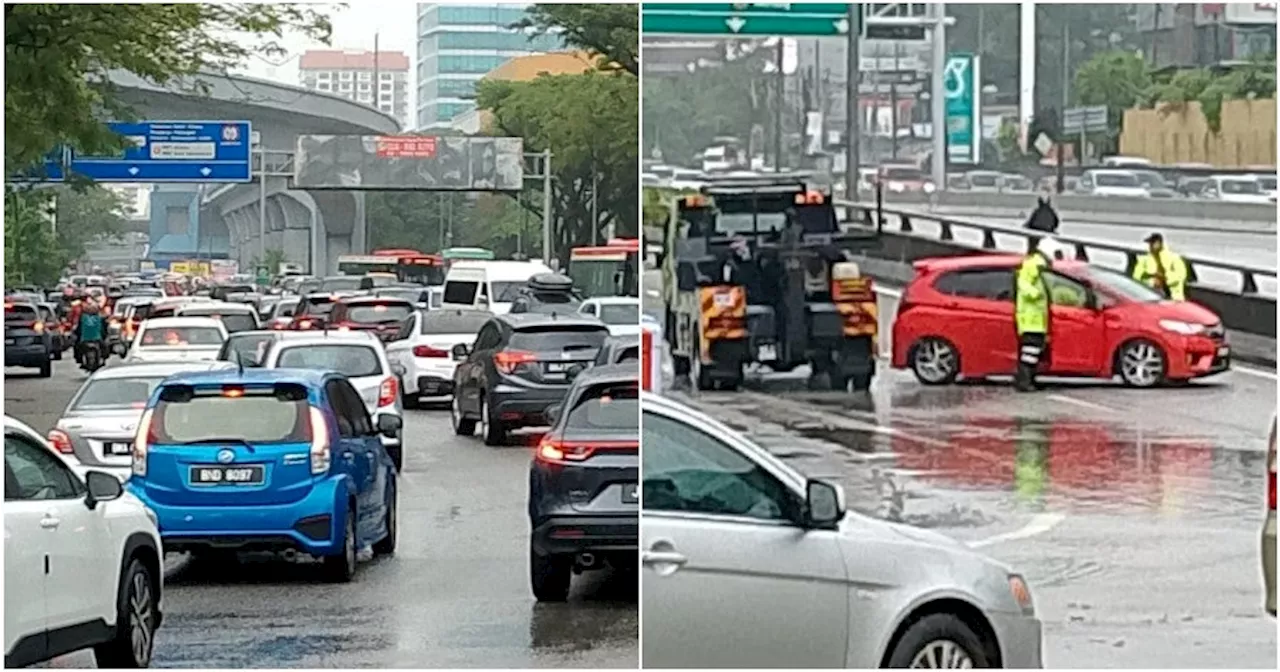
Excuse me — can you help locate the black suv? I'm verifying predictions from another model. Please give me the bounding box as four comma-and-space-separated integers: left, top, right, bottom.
4, 301, 54, 377
450, 313, 609, 445
527, 363, 638, 601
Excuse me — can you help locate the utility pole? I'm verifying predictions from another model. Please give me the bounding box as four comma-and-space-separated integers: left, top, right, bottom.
590, 170, 599, 246
541, 149, 553, 265
930, 1, 948, 191
373, 32, 380, 95
1056, 22, 1069, 194
257, 152, 267, 262
845, 3, 860, 203
773, 39, 784, 171
890, 42, 900, 159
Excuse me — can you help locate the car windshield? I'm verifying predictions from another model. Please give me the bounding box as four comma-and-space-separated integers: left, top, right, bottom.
1095, 173, 1141, 187
1221, 179, 1261, 194
273, 299, 299, 318
884, 167, 925, 181
152, 388, 310, 444
221, 334, 275, 365
276, 344, 383, 377
139, 326, 224, 346
598, 303, 639, 325
71, 376, 164, 410
1079, 266, 1166, 303
321, 277, 363, 292
421, 311, 491, 335
565, 382, 639, 434
303, 298, 336, 316
345, 303, 413, 324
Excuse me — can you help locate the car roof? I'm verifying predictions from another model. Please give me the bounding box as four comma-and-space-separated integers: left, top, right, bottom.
573, 363, 638, 387
88, 361, 234, 379
138, 316, 226, 329
160, 367, 332, 388
497, 312, 605, 329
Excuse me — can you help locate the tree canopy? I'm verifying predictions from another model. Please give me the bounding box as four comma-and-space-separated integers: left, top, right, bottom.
517, 3, 638, 76
4, 186, 128, 285
4, 3, 331, 170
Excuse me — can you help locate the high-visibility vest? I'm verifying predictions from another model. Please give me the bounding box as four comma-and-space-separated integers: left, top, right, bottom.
1015, 254, 1050, 335
1133, 248, 1188, 301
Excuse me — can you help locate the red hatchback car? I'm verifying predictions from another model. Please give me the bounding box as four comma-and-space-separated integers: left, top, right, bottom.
891, 254, 1231, 388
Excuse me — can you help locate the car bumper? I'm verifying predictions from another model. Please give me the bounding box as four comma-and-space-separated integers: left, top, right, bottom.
1167, 337, 1230, 379
127, 480, 350, 556
4, 344, 49, 366
490, 384, 571, 428
414, 375, 455, 399
989, 611, 1044, 668
530, 514, 639, 556
1264, 513, 1276, 616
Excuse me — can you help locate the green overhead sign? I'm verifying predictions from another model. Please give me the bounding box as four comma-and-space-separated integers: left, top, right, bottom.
642, 3, 856, 37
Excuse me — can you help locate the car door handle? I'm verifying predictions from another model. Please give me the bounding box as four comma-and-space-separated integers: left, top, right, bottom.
40, 516, 60, 530
642, 550, 688, 567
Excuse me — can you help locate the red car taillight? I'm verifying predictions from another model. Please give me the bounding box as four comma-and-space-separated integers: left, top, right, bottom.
536, 437, 638, 463
1268, 470, 1275, 511
378, 376, 398, 407
494, 350, 536, 375
47, 429, 73, 454
413, 345, 449, 358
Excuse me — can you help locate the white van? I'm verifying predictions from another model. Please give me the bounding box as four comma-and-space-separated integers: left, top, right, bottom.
440, 260, 553, 315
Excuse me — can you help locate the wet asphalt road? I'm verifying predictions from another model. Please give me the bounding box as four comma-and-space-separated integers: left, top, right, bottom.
6, 362, 638, 668
643, 268, 1277, 668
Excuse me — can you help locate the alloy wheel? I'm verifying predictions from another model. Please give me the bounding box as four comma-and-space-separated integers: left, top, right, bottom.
909, 639, 974, 669
128, 571, 154, 665
1120, 341, 1164, 387
914, 339, 957, 384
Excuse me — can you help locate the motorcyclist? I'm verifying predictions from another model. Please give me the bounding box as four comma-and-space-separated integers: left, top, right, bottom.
75, 299, 107, 366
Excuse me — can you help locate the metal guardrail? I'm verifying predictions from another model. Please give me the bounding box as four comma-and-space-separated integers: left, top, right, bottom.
854, 191, 1277, 224
836, 199, 1276, 297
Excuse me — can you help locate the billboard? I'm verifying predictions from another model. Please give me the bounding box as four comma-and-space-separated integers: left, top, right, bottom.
293, 135, 525, 191
943, 53, 982, 165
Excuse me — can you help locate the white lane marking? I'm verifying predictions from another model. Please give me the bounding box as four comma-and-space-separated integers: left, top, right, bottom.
1045, 394, 1115, 413
875, 286, 902, 298
1233, 364, 1278, 381
967, 513, 1066, 549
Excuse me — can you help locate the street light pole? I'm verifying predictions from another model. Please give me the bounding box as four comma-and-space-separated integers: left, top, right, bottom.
774, 38, 784, 171
845, 3, 860, 204
930, 1, 948, 191
541, 149, 553, 266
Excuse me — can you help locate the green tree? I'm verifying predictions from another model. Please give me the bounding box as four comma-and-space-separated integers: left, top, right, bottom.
49, 185, 130, 264
517, 3, 638, 75
4, 3, 331, 170
5, 190, 65, 286
1146, 59, 1275, 132
1074, 49, 1152, 153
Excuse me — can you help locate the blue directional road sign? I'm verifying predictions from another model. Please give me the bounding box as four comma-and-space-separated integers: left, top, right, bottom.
54, 121, 253, 183
642, 3, 853, 37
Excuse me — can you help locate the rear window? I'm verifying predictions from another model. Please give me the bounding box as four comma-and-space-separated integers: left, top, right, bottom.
321, 277, 363, 292
510, 325, 608, 351
565, 382, 639, 432
185, 310, 256, 333
273, 300, 299, 318
140, 326, 224, 346
932, 269, 1013, 301
444, 281, 479, 304
152, 387, 310, 444
1222, 179, 1261, 195
302, 298, 336, 316
72, 377, 164, 410
599, 304, 638, 326
421, 310, 491, 335
345, 303, 413, 324
1095, 173, 1140, 187
968, 173, 999, 187
276, 344, 383, 377
5, 304, 38, 322
883, 167, 925, 181
221, 334, 275, 365
377, 289, 424, 303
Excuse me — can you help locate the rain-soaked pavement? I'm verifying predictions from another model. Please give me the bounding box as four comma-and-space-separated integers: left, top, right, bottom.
664, 361, 1277, 669
6, 362, 638, 668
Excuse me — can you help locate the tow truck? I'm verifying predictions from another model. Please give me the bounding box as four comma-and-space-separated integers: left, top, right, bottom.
660, 173, 882, 391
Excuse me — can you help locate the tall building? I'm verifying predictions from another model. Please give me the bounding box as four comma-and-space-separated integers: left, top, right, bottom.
416, 3, 564, 129
299, 49, 411, 128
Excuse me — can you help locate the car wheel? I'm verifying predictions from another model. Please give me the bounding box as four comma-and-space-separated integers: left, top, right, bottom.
910, 337, 959, 385
530, 547, 571, 602
372, 482, 397, 556
38, 358, 52, 378
1116, 339, 1167, 388
322, 508, 357, 583
451, 393, 476, 436
52, 348, 62, 361
92, 558, 157, 668
480, 394, 505, 446
886, 613, 992, 669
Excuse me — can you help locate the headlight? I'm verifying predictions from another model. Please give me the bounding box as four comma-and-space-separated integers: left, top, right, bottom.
922, 182, 937, 194
1159, 319, 1206, 335
1008, 574, 1035, 615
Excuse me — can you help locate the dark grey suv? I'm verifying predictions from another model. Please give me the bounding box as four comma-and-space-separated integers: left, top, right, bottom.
450, 313, 609, 445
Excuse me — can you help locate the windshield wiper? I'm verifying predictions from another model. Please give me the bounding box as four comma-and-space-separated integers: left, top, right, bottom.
179, 438, 256, 453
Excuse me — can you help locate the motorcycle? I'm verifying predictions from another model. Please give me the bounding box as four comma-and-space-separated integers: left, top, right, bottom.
80, 340, 105, 373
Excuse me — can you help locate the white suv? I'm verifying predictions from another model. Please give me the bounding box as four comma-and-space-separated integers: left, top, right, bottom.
4, 415, 164, 668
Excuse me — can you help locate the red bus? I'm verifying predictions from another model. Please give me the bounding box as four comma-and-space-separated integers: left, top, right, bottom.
568, 238, 639, 298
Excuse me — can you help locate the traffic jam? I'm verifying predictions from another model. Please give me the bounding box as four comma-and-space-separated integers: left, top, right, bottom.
641, 172, 1276, 669
5, 243, 641, 668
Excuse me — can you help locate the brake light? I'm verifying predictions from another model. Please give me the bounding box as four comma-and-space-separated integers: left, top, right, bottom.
378, 376, 398, 407
309, 406, 330, 474
47, 429, 73, 454
296, 319, 313, 330
31, 321, 44, 334
132, 409, 154, 477
1269, 469, 1276, 511
536, 437, 638, 463
413, 344, 449, 358
494, 350, 537, 375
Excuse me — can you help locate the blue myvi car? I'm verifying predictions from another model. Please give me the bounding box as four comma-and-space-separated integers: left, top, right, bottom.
125, 368, 402, 582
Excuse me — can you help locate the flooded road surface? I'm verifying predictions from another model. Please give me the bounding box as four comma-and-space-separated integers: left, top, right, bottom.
667, 361, 1277, 669
8, 363, 638, 668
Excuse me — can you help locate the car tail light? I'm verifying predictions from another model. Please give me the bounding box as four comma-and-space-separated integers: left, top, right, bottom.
296, 319, 313, 330
32, 321, 44, 334
309, 406, 330, 475
47, 429, 73, 454
536, 436, 638, 463
414, 345, 448, 358
494, 350, 537, 375
378, 376, 398, 407
1269, 467, 1276, 511
132, 409, 154, 477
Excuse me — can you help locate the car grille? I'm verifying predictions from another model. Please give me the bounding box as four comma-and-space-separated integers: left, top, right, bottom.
1205, 323, 1225, 340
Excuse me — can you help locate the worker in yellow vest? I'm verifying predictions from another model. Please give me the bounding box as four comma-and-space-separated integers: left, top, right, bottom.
1133, 232, 1188, 301
1014, 238, 1059, 392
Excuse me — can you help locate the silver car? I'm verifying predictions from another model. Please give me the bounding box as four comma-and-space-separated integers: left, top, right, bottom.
641, 393, 1043, 669
49, 361, 236, 480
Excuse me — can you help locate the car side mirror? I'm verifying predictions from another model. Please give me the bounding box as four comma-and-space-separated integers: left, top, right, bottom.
376, 413, 403, 439
84, 470, 123, 510
804, 479, 844, 530
476, 296, 490, 310
451, 343, 470, 361
390, 362, 407, 377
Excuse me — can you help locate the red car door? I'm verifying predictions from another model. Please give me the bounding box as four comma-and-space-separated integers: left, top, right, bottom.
1045, 272, 1107, 375
931, 268, 1019, 376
